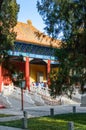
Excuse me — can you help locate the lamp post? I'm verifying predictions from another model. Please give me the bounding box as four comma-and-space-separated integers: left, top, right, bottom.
12, 55, 25, 110
12, 73, 25, 111
19, 80, 25, 111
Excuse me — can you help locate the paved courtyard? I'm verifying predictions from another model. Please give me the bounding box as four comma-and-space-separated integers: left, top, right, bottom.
0, 104, 86, 130
0, 104, 86, 121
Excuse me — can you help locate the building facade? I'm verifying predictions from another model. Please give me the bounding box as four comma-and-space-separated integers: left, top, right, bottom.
0, 21, 60, 92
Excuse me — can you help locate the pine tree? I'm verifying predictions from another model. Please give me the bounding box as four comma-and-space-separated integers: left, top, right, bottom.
37, 0, 86, 97
0, 0, 19, 63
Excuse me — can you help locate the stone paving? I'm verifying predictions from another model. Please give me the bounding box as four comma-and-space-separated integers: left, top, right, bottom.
0, 104, 86, 121
0, 126, 23, 130
0, 104, 86, 130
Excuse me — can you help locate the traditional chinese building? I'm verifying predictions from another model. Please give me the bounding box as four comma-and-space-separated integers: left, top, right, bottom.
0, 20, 60, 92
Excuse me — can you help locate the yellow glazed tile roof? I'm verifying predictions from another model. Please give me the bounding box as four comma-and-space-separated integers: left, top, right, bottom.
14, 20, 61, 48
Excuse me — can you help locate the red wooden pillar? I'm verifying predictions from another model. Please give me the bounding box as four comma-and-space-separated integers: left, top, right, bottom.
0, 64, 2, 92
25, 57, 30, 91
47, 59, 51, 86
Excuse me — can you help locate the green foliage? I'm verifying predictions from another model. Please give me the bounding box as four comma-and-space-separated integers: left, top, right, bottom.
49, 69, 62, 97
37, 0, 86, 97
0, 0, 19, 63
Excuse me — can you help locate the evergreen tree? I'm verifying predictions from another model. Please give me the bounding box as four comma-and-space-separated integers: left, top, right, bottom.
37, 0, 86, 97
0, 0, 19, 63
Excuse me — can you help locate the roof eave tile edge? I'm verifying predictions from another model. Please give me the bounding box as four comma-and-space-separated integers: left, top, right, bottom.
15, 39, 60, 48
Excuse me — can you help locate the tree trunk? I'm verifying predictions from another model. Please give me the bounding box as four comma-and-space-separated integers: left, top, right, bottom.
0, 0, 3, 10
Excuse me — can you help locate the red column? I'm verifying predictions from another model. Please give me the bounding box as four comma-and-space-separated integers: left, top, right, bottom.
47, 59, 51, 86
0, 64, 2, 92
25, 57, 30, 91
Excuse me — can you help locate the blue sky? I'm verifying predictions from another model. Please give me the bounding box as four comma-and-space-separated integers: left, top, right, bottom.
16, 0, 45, 32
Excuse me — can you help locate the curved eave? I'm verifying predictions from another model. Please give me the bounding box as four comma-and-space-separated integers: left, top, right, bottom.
14, 21, 61, 48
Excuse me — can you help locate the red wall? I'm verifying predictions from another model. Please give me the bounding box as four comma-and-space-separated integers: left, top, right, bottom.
2, 61, 25, 86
